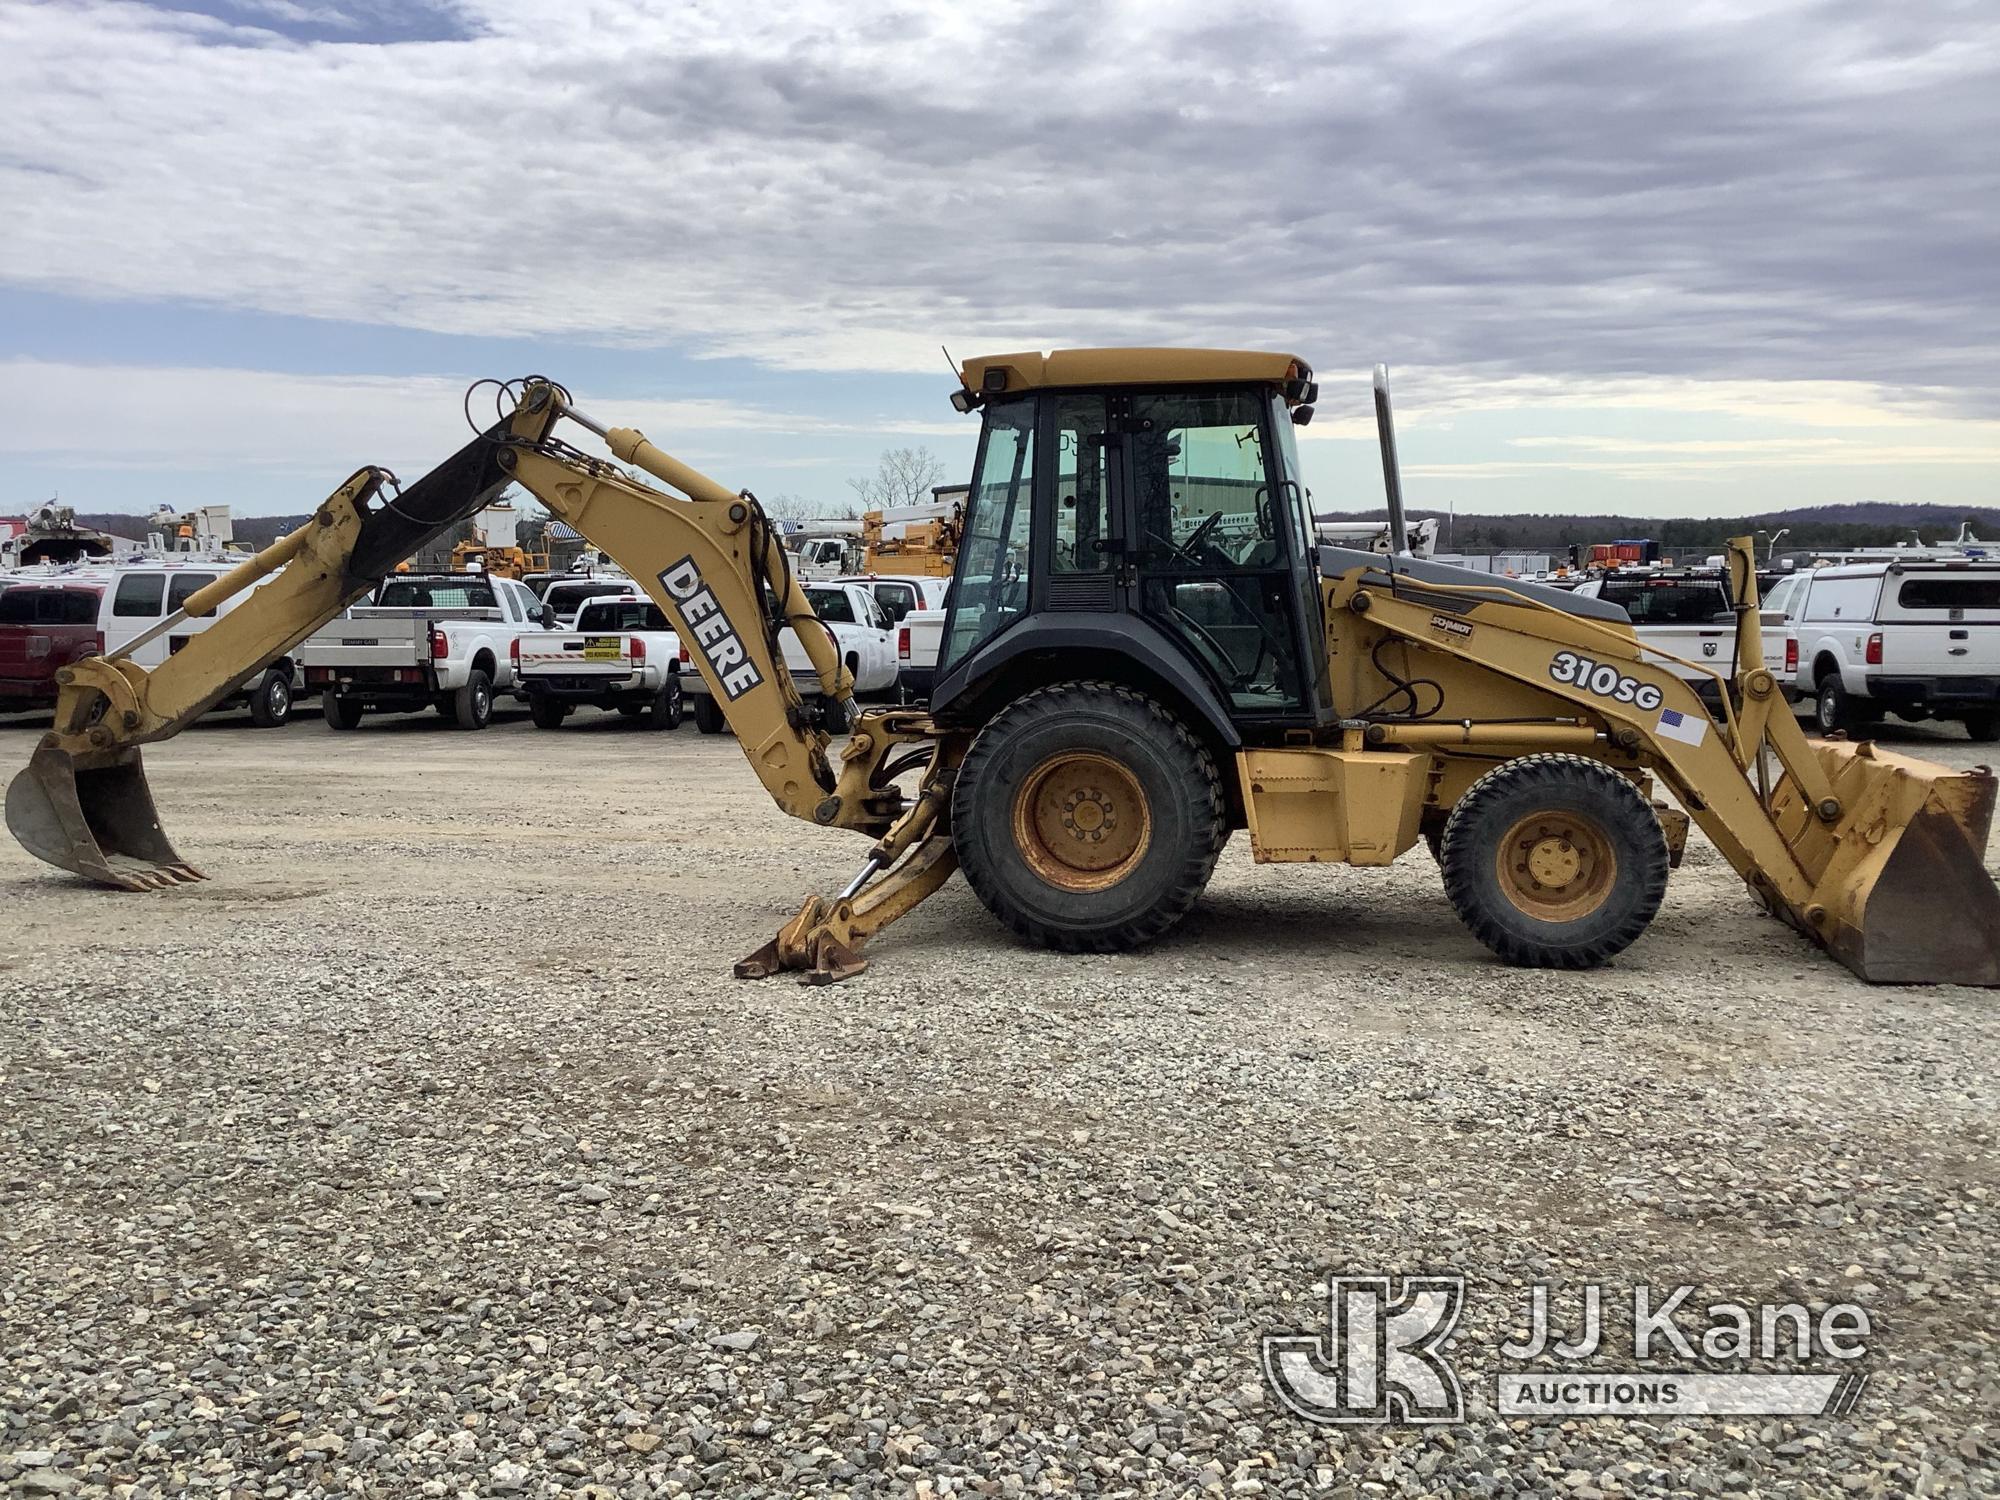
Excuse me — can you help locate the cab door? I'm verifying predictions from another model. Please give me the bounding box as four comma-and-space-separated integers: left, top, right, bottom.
1116, 387, 1321, 724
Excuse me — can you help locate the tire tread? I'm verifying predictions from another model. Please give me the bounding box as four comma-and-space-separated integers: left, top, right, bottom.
1438, 753, 1667, 969
952, 681, 1223, 953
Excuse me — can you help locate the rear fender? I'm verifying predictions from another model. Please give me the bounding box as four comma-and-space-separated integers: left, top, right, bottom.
930, 613, 1242, 752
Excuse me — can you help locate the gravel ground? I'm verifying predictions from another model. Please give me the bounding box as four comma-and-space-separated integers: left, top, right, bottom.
0, 703, 1994, 1499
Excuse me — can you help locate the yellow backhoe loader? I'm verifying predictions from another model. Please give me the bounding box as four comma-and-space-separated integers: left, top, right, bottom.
10, 354, 2000, 987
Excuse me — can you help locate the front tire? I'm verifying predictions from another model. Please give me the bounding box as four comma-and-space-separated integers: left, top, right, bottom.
323, 693, 364, 731
452, 669, 493, 730
249, 667, 292, 728
951, 682, 1224, 953
1439, 754, 1668, 969
693, 695, 727, 735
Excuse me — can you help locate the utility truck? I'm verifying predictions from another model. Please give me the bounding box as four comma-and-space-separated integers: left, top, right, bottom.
298, 571, 552, 730
514, 593, 683, 729
1763, 554, 2000, 738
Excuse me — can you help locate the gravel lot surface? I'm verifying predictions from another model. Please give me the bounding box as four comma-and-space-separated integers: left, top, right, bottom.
1, 704, 1994, 1498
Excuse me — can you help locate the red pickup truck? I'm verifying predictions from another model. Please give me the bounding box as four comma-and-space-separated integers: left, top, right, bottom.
0, 579, 104, 715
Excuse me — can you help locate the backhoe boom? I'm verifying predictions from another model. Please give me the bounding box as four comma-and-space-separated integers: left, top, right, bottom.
6, 381, 947, 957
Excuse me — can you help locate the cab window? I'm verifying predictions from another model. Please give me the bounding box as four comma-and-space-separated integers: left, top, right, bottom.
872, 582, 918, 623
805, 587, 856, 624
941, 396, 1035, 674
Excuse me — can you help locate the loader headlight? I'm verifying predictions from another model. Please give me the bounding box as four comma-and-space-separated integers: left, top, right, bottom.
949, 388, 980, 414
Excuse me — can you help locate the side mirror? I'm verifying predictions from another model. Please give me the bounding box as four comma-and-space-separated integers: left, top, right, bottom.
536, 604, 555, 627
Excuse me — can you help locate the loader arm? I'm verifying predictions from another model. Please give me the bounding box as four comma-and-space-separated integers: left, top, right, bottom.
1334, 537, 2000, 984
7, 382, 954, 955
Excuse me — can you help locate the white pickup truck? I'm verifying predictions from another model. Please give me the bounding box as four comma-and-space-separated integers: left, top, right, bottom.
299, 572, 553, 730
833, 574, 953, 702
1571, 569, 1781, 703
1763, 556, 2000, 739
514, 594, 683, 729
679, 580, 897, 734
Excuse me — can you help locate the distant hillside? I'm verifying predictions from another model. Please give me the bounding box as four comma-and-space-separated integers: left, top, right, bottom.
1317, 502, 2000, 556
30, 500, 2000, 563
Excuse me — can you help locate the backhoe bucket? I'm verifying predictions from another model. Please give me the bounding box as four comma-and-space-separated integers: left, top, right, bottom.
1772, 742, 2000, 985
5, 742, 203, 890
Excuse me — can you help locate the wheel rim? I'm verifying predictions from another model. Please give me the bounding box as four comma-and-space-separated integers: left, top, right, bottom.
1494, 811, 1617, 922
475, 685, 490, 717
270, 679, 289, 715
1010, 750, 1151, 893
1819, 691, 1836, 729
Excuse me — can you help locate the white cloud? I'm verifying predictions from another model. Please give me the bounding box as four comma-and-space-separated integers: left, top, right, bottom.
1, 0, 1996, 405
0, 359, 949, 473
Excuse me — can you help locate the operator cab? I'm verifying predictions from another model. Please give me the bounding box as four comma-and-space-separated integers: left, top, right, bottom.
931, 349, 1333, 744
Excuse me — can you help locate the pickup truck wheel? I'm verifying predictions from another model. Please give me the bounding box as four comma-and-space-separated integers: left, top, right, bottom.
323, 693, 364, 731
1815, 677, 1854, 735
452, 669, 493, 730
528, 693, 570, 730
1440, 754, 1667, 969
647, 677, 683, 730
693, 695, 727, 735
249, 668, 292, 728
952, 682, 1224, 953
820, 695, 851, 735
1962, 711, 2000, 743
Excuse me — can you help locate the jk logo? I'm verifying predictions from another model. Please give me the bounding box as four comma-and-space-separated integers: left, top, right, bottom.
1261, 1275, 1466, 1424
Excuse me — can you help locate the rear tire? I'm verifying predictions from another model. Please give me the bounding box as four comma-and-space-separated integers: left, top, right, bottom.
323, 693, 364, 731
693, 695, 727, 735
249, 668, 292, 728
528, 693, 570, 730
1963, 711, 2000, 743
1439, 754, 1668, 969
646, 677, 683, 730
951, 682, 1224, 952
452, 669, 493, 730
1815, 677, 1853, 734
820, 695, 851, 735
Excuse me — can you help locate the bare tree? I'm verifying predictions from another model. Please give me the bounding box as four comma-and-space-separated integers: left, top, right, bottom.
848, 446, 946, 511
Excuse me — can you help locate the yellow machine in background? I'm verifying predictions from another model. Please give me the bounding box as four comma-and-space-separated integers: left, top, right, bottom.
860, 502, 960, 577
9, 355, 1999, 987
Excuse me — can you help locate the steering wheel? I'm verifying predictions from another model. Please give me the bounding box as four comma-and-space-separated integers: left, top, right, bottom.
1151, 510, 1229, 570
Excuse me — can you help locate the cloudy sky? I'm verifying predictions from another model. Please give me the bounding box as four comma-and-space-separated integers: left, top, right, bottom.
2, 0, 1996, 518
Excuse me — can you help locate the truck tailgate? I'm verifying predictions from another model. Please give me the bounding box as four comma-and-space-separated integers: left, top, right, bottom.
0, 624, 98, 687
299, 617, 428, 668
1878, 622, 1997, 674
518, 632, 635, 677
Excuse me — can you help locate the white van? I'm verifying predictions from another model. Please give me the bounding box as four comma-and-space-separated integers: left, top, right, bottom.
1765, 558, 2000, 739
0, 559, 298, 726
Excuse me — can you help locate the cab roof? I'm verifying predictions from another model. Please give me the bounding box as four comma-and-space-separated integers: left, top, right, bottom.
959, 347, 1312, 401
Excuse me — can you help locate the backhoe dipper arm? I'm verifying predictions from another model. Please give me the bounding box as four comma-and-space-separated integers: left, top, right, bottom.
492, 382, 857, 824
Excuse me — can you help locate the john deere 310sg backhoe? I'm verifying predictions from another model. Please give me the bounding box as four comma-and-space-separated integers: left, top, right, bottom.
10, 352, 2000, 985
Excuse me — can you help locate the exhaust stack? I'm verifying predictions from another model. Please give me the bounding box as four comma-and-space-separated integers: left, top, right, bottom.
1372, 363, 1410, 556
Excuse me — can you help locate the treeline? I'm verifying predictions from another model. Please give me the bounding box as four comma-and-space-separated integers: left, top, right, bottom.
1318, 503, 2000, 556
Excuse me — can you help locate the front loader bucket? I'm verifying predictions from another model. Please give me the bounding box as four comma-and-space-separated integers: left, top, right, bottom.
1772, 742, 2000, 986
5, 742, 204, 891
